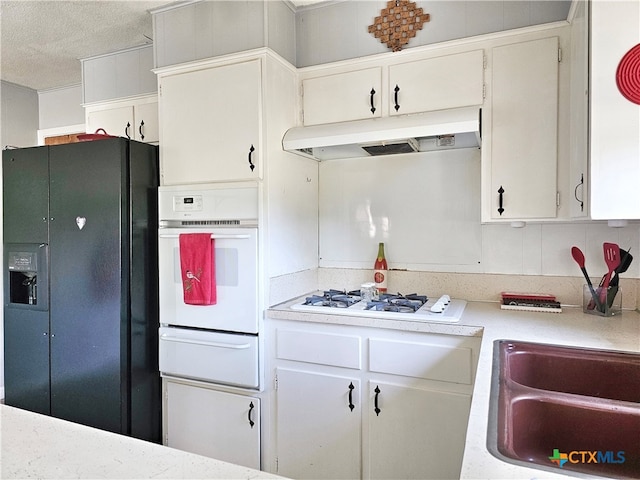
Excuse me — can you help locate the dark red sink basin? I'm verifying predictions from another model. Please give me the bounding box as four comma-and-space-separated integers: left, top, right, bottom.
506, 342, 640, 402
488, 340, 640, 479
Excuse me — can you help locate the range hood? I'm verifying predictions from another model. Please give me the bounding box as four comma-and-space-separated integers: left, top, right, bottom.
283, 106, 481, 161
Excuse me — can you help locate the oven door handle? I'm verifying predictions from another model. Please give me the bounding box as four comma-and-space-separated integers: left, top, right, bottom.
160, 334, 251, 349
158, 234, 251, 240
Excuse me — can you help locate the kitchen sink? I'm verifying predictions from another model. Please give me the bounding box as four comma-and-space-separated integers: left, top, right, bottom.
506, 342, 640, 402
488, 340, 640, 479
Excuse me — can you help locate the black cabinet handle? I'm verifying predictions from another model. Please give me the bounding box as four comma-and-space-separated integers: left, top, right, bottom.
394, 85, 400, 112
348, 382, 355, 411
248, 145, 255, 172
498, 186, 505, 216
370, 88, 376, 114
574, 174, 584, 212
138, 120, 145, 141
248, 401, 255, 428
125, 122, 131, 139
374, 385, 381, 416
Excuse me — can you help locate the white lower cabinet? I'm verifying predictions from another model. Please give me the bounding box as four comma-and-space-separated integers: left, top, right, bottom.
276, 369, 361, 479
268, 321, 480, 480
367, 381, 471, 480
163, 379, 261, 470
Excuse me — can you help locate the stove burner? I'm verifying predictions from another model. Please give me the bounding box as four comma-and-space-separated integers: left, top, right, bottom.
303, 290, 430, 313
365, 301, 417, 313
366, 293, 428, 313
303, 289, 362, 308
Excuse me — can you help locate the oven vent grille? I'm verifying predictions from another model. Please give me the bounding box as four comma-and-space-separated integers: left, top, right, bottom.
180, 220, 241, 226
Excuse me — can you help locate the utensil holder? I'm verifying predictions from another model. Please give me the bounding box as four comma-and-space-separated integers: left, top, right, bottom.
583, 285, 622, 317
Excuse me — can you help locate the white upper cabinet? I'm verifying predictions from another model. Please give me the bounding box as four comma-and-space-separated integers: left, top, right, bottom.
302, 67, 382, 125
158, 58, 262, 184
590, 0, 640, 220
85, 95, 159, 144
157, 51, 299, 186
389, 50, 485, 115
301, 49, 485, 127
485, 36, 560, 221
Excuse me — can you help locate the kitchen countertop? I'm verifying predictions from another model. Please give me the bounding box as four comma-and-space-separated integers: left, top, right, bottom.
0, 404, 284, 479
267, 297, 640, 480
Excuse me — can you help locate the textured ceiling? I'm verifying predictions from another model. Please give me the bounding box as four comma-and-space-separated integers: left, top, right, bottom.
0, 0, 172, 91
0, 0, 332, 92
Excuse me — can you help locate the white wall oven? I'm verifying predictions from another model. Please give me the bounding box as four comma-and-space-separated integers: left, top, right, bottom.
157, 183, 260, 389
158, 183, 262, 470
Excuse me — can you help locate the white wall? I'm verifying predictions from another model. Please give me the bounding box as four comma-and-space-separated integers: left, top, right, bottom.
1, 80, 39, 148
38, 85, 85, 130
319, 151, 640, 279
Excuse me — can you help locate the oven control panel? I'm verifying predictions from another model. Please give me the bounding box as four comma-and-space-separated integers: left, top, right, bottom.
159, 184, 259, 222
173, 195, 203, 212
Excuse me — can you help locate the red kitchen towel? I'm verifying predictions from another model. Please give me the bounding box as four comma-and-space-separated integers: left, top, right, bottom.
179, 233, 217, 305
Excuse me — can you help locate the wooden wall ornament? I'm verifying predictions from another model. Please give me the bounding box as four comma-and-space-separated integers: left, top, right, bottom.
368, 0, 429, 52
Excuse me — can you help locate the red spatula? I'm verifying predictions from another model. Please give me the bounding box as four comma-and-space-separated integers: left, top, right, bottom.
599, 243, 621, 306
571, 246, 602, 311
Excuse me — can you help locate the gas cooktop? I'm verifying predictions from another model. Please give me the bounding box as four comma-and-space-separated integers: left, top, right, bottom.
290, 290, 465, 323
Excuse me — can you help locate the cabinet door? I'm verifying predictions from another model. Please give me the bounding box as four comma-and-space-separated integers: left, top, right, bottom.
489, 37, 559, 219
569, 0, 589, 218
159, 59, 261, 184
86, 105, 134, 139
276, 368, 361, 479
367, 381, 471, 480
133, 101, 159, 143
165, 381, 260, 469
2, 147, 49, 243
303, 67, 382, 125
389, 50, 484, 116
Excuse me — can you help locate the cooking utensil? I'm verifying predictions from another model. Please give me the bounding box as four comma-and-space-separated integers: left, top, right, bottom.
77, 128, 117, 142
599, 243, 621, 306
610, 248, 633, 288
571, 246, 602, 311
598, 247, 633, 309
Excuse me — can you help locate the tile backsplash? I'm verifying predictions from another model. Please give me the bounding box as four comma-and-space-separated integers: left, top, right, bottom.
270, 267, 639, 311
269, 218, 640, 310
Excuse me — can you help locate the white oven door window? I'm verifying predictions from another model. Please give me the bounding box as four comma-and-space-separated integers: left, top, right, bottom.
159, 227, 258, 333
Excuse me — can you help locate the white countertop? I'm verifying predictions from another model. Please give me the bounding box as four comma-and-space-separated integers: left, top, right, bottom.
0, 404, 284, 479
267, 297, 640, 480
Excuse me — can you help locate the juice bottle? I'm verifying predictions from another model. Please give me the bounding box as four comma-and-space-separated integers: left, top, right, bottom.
374, 242, 388, 293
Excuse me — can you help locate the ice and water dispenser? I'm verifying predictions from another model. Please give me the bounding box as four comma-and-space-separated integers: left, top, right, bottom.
4, 244, 48, 310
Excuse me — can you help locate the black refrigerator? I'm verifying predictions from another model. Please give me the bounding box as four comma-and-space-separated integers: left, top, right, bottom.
3, 137, 161, 443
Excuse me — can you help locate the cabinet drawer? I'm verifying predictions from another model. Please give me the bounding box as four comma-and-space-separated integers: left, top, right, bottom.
159, 327, 259, 388
276, 328, 361, 369
369, 338, 474, 384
